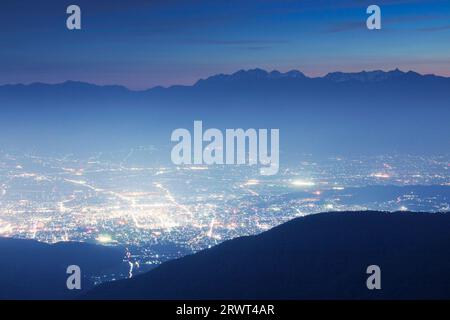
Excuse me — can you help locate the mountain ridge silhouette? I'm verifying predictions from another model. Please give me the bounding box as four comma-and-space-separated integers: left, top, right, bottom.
85, 211, 450, 300
1, 68, 448, 92
0, 238, 125, 299
0, 67, 448, 156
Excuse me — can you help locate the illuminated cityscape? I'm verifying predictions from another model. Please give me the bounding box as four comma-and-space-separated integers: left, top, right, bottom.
0, 147, 448, 281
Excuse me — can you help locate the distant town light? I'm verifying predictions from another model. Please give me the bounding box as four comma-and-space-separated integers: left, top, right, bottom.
291, 180, 315, 187
371, 172, 391, 179
244, 179, 259, 186
96, 234, 113, 244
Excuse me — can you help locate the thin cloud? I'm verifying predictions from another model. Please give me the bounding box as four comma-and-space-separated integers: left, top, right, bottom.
326, 21, 364, 33
240, 46, 273, 51
418, 24, 450, 32
325, 14, 450, 33
180, 39, 289, 45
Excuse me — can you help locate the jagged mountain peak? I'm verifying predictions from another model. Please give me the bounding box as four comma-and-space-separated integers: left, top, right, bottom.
195, 68, 307, 85
323, 69, 423, 82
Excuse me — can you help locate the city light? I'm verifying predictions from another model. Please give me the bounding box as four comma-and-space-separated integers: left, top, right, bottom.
291, 180, 315, 187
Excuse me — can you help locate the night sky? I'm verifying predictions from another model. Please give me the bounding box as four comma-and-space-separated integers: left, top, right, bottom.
1, 0, 449, 89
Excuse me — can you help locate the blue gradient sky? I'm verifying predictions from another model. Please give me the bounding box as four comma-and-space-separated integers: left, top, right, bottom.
1, 0, 449, 89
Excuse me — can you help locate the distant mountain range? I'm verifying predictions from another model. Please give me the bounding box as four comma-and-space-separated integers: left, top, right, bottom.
85, 211, 450, 300
194, 68, 447, 86
2, 69, 448, 92
0, 238, 125, 299
0, 69, 449, 156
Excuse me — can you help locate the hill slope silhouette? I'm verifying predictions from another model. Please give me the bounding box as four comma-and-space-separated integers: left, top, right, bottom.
86, 211, 450, 300
0, 238, 125, 299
